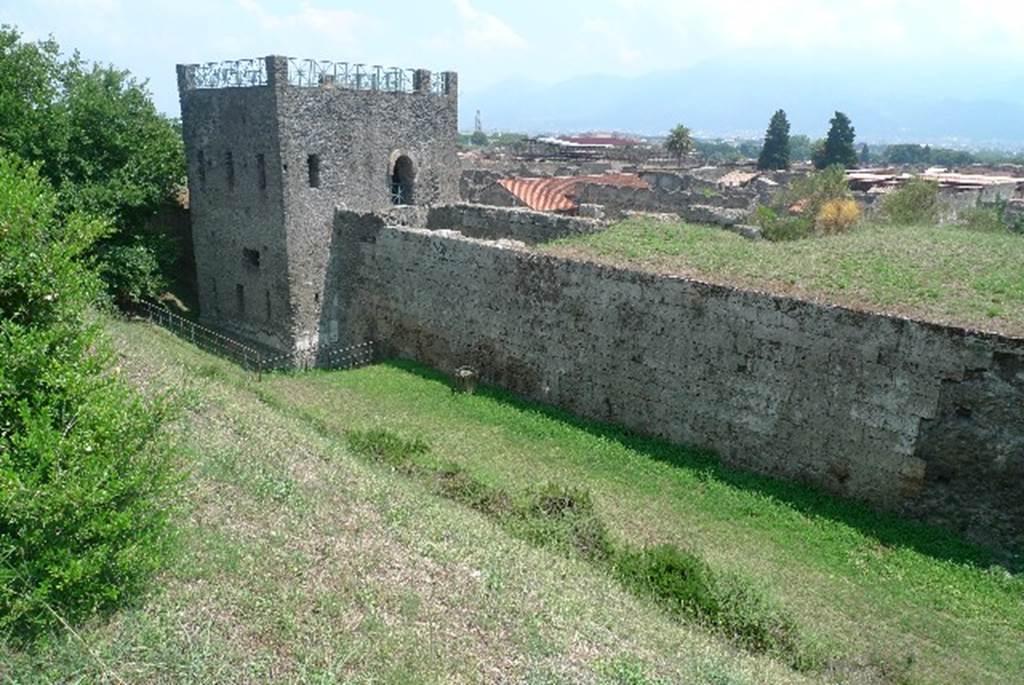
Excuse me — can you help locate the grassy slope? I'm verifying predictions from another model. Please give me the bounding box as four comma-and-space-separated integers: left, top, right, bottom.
542, 220, 1024, 337
263, 366, 1024, 684
4, 321, 1022, 683
1, 321, 805, 685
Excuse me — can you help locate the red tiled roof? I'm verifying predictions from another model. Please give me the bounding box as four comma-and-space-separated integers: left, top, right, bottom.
497, 174, 649, 212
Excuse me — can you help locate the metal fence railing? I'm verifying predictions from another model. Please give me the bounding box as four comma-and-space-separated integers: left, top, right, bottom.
182, 57, 447, 93
260, 340, 380, 373
136, 300, 264, 377
135, 300, 380, 381
189, 58, 268, 89
286, 60, 417, 92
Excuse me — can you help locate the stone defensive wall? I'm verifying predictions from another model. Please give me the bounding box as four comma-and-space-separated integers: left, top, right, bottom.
425, 204, 603, 244
575, 182, 756, 224
330, 210, 1024, 552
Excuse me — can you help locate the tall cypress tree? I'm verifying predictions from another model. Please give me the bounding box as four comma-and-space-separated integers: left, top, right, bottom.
757, 109, 791, 170
814, 111, 858, 169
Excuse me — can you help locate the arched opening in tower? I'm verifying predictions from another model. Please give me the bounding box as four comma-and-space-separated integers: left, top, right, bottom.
391, 155, 415, 205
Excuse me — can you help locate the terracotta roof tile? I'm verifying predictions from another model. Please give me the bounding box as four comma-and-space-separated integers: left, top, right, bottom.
497, 174, 649, 212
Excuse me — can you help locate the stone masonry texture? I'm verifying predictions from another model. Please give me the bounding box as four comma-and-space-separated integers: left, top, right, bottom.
426, 204, 604, 244
329, 211, 1024, 553
177, 56, 458, 352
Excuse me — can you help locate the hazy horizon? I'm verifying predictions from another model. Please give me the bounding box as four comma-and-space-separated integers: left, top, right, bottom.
4, 0, 1023, 148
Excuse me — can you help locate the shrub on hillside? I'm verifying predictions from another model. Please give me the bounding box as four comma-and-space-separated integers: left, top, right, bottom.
342, 423, 819, 666
100, 236, 168, 305
614, 544, 808, 664
344, 427, 430, 471
514, 483, 614, 561
959, 206, 1006, 233
880, 179, 940, 225
753, 167, 857, 241
784, 165, 852, 218
815, 198, 861, 235
757, 213, 814, 242
0, 152, 176, 640
962, 201, 1024, 236
1008, 215, 1024, 236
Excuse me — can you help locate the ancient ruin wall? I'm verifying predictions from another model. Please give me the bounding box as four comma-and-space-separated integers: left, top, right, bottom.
331, 213, 1024, 550
178, 56, 459, 352
426, 204, 603, 244
275, 72, 459, 349
178, 83, 292, 350
577, 181, 757, 210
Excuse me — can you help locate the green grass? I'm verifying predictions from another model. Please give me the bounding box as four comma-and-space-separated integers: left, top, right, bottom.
263, 359, 1024, 684
342, 427, 816, 669
1, 321, 807, 684
3, 321, 1022, 683
543, 219, 1024, 337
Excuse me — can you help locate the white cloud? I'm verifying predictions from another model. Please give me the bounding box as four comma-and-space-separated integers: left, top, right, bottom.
452, 0, 527, 51
235, 0, 371, 47
606, 0, 1024, 62
7, 0, 1024, 115
580, 18, 644, 67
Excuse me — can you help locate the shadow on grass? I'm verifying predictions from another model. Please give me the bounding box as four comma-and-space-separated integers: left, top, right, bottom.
382, 358, 1018, 574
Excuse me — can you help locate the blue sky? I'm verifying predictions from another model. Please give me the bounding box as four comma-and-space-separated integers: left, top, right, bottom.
4, 0, 1024, 122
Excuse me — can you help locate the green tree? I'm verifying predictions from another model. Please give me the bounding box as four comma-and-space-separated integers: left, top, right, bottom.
930, 147, 975, 166
0, 27, 65, 176
694, 139, 744, 164
664, 124, 694, 158
813, 111, 858, 169
789, 135, 814, 162
0, 25, 185, 302
885, 143, 931, 165
470, 129, 488, 146
57, 61, 184, 230
0, 152, 176, 639
757, 109, 791, 170
859, 143, 871, 166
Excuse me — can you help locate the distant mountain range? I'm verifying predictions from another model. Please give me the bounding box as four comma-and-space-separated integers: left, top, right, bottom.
460, 55, 1024, 149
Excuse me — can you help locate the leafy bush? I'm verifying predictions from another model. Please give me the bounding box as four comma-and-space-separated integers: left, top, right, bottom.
764, 218, 814, 242
751, 205, 813, 242
615, 544, 716, 617
100, 237, 167, 305
614, 544, 808, 664
345, 428, 612, 560
959, 206, 1006, 233
880, 179, 940, 225
753, 166, 860, 241
815, 198, 861, 235
513, 483, 613, 561
1008, 214, 1024, 236
785, 165, 851, 217
0, 152, 176, 640
435, 464, 509, 515
344, 427, 430, 471
982, 200, 1024, 236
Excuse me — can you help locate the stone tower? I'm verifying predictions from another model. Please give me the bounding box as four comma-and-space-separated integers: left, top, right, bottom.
176, 55, 459, 353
